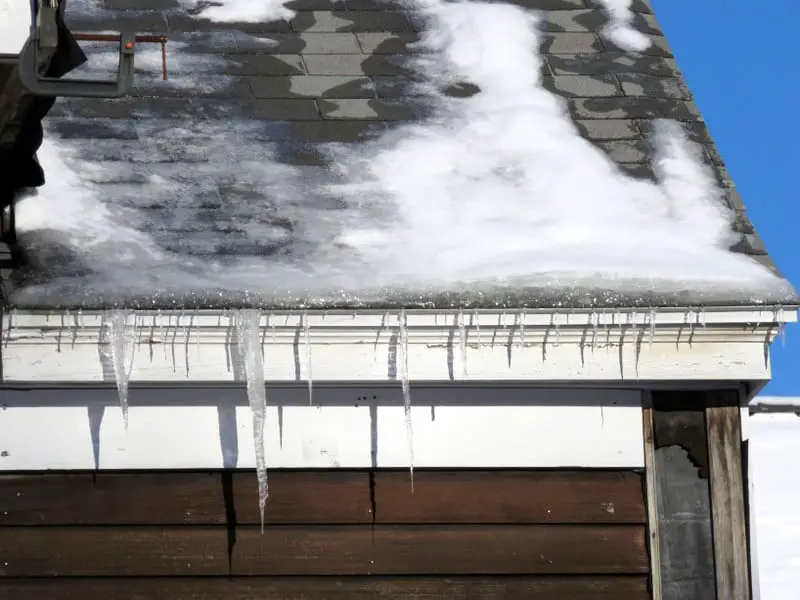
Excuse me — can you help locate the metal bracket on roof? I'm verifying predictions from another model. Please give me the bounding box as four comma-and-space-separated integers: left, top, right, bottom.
17, 0, 167, 98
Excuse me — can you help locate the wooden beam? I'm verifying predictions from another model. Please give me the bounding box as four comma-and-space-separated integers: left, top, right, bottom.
706, 395, 751, 600
642, 402, 662, 600
649, 391, 716, 600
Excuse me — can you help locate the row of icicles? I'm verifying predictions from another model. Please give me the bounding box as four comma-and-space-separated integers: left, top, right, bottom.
99, 305, 766, 529
103, 308, 416, 531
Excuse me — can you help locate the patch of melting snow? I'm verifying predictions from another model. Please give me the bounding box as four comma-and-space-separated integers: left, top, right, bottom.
594, 0, 652, 53
178, 0, 295, 23
11, 0, 794, 307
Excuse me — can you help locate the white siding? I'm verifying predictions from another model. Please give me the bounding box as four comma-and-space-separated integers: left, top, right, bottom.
0, 386, 645, 470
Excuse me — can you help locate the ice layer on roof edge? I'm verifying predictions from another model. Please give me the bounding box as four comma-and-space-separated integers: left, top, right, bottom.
5, 0, 796, 310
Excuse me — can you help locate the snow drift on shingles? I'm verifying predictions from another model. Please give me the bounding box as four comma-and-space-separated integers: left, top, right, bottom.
11, 0, 794, 306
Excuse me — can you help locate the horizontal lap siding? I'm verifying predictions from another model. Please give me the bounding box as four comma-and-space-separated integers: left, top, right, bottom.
0, 470, 650, 600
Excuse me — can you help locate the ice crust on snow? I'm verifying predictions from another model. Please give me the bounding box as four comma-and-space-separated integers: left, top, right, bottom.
10, 0, 796, 309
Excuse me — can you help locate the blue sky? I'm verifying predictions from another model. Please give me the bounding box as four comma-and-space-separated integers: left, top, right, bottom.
651, 0, 800, 396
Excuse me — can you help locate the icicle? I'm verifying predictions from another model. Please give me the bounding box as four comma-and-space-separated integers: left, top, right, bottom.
458, 310, 468, 377
399, 310, 414, 490
777, 306, 787, 346
195, 310, 201, 354
699, 307, 706, 328
518, 310, 526, 347
235, 309, 269, 531
687, 308, 696, 338
554, 312, 560, 347
649, 308, 656, 348
270, 314, 277, 344
591, 311, 599, 348
106, 309, 135, 429
303, 311, 313, 405
473, 309, 481, 349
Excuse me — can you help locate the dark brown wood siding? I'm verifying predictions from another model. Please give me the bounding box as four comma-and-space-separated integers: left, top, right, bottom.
0, 469, 650, 600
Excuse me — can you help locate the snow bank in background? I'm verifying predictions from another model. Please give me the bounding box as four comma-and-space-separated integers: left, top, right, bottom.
751, 413, 800, 600
594, 0, 651, 52
178, 0, 295, 23
752, 396, 800, 407
0, 0, 32, 54
12, 0, 794, 306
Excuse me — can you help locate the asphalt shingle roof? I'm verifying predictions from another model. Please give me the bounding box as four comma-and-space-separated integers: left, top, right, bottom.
3, 0, 796, 309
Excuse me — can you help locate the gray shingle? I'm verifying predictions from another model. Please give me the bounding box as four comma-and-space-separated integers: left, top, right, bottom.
596, 140, 648, 163
619, 74, 691, 99
281, 120, 386, 141
224, 54, 307, 76
166, 14, 292, 33
250, 33, 363, 54
547, 53, 673, 77
285, 0, 348, 10
542, 33, 604, 54
303, 53, 406, 75
585, 0, 653, 13
575, 119, 640, 140
355, 32, 420, 53
544, 74, 622, 97
292, 10, 414, 32
543, 10, 600, 32
570, 97, 696, 120
250, 75, 375, 98
318, 98, 417, 120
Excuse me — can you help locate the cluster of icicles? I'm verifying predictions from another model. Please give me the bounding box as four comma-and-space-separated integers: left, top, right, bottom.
103, 308, 416, 530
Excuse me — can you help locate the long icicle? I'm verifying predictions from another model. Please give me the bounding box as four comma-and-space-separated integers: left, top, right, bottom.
235, 309, 269, 532
107, 309, 135, 430
304, 310, 313, 405
399, 310, 414, 491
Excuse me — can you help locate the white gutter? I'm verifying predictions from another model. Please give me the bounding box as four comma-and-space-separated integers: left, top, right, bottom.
1, 306, 795, 385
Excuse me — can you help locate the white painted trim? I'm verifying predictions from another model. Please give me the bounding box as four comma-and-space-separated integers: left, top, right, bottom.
0, 387, 645, 470
1, 307, 792, 384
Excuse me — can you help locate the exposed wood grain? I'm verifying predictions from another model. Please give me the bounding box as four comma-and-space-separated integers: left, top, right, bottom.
706, 399, 751, 600
0, 471, 372, 525
0, 576, 651, 600
650, 392, 716, 600
642, 404, 663, 600
374, 470, 646, 524
0, 525, 648, 576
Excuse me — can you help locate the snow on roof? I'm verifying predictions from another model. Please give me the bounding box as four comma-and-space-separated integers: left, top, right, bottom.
5, 0, 797, 309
